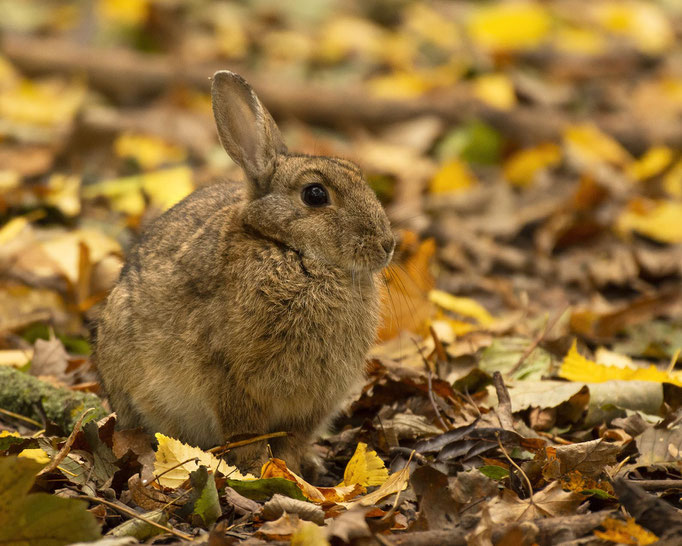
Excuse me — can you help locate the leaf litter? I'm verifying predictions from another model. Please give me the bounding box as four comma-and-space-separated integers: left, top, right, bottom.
1, 0, 682, 544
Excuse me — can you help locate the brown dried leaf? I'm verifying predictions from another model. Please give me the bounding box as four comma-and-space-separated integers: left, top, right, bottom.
487, 481, 583, 524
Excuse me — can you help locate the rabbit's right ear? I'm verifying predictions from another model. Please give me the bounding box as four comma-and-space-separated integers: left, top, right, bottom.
211, 71, 287, 195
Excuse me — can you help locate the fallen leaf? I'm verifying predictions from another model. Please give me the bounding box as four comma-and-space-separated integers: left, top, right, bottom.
487, 481, 583, 524
503, 143, 562, 187
261, 494, 325, 525
429, 290, 494, 326
560, 340, 682, 386
594, 517, 658, 545
429, 159, 477, 194
154, 433, 253, 489
340, 442, 389, 489
468, 2, 551, 51
0, 456, 101, 544
617, 199, 682, 244
472, 73, 517, 111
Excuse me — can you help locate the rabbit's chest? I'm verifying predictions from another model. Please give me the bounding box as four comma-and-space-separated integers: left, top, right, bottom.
225, 255, 380, 413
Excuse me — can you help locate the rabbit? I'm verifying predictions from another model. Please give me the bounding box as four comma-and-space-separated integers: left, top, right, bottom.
95, 71, 395, 474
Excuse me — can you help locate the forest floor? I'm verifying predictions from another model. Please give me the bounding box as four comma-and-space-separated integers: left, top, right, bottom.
1, 1, 682, 545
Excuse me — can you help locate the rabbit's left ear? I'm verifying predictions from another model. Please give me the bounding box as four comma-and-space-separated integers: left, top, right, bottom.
211, 71, 287, 195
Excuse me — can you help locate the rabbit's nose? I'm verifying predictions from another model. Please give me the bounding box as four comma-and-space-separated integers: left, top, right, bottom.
382, 237, 396, 256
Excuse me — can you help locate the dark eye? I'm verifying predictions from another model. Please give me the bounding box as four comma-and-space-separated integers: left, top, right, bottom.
301, 183, 330, 207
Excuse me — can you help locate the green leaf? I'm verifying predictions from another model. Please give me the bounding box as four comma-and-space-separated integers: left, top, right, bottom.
225, 477, 309, 502
186, 466, 221, 528
436, 121, 502, 165
0, 456, 101, 545
479, 465, 510, 481
478, 337, 554, 380
581, 488, 614, 500
0, 433, 29, 452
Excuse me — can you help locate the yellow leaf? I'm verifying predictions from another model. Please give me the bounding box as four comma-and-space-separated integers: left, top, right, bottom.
44, 174, 81, 217
663, 159, 682, 198
626, 146, 673, 182
0, 349, 33, 368
154, 433, 253, 489
0, 216, 30, 246
553, 26, 606, 55
595, 2, 673, 55
617, 199, 682, 244
291, 520, 329, 546
18, 448, 50, 464
0, 78, 86, 127
429, 159, 476, 194
563, 124, 631, 168
261, 458, 361, 503
0, 431, 21, 438
468, 2, 551, 51
368, 71, 429, 99
114, 133, 186, 171
316, 16, 383, 64
350, 460, 410, 507
594, 517, 658, 545
340, 442, 389, 489
504, 143, 562, 187
141, 167, 194, 211
97, 0, 149, 26
429, 290, 495, 326
559, 340, 682, 386
473, 73, 517, 111
84, 167, 194, 215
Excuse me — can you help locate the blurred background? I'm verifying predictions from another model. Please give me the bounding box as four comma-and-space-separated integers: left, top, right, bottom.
1, 0, 682, 372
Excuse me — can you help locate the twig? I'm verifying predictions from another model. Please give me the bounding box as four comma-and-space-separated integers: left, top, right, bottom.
207, 431, 288, 455
413, 339, 450, 431
492, 372, 514, 431
506, 304, 569, 379
429, 325, 447, 364
38, 408, 94, 476
496, 433, 534, 503
381, 450, 415, 522
0, 407, 43, 428
76, 495, 193, 541
144, 457, 199, 487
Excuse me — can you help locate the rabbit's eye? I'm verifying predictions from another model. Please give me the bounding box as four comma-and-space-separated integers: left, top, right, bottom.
301, 183, 330, 207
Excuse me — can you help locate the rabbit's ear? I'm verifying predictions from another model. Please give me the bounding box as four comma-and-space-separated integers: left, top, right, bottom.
211, 71, 287, 194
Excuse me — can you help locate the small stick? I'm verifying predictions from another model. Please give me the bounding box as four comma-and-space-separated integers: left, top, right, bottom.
76, 495, 193, 540
492, 372, 514, 431
429, 325, 447, 364
144, 457, 199, 487
207, 431, 288, 455
497, 434, 534, 503
0, 408, 42, 428
506, 304, 569, 378
413, 339, 450, 431
38, 408, 94, 477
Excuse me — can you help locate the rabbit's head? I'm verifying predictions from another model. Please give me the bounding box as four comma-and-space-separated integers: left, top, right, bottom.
212, 71, 394, 273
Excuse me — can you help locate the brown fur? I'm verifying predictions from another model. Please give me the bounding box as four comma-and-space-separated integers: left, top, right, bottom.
95, 72, 394, 473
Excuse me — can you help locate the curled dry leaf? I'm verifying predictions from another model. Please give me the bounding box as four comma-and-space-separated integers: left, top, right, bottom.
261, 494, 325, 525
